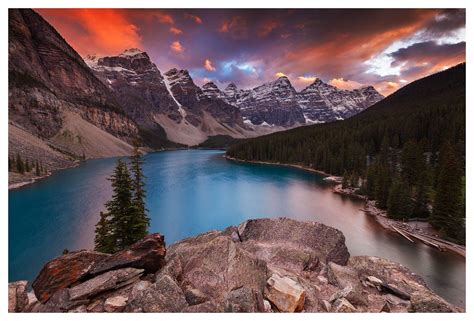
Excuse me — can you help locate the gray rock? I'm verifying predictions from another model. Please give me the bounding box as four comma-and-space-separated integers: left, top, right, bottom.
333, 298, 357, 312
184, 287, 208, 306
224, 287, 264, 312
126, 274, 188, 312
181, 301, 223, 312
409, 290, 460, 312
238, 218, 350, 265
69, 268, 143, 301
8, 280, 28, 312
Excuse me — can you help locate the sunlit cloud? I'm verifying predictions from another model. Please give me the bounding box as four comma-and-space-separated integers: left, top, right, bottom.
258, 21, 280, 38
204, 59, 216, 71
37, 9, 142, 56
297, 76, 317, 82
275, 72, 286, 78
170, 41, 184, 53
185, 13, 203, 24
152, 11, 174, 25
169, 27, 183, 35
329, 78, 364, 90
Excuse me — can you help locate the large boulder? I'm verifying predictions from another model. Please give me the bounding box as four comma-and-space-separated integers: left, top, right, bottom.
126, 274, 188, 312
32, 250, 110, 303
89, 233, 166, 276
165, 233, 268, 301
69, 268, 144, 301
8, 281, 28, 312
347, 256, 461, 312
237, 218, 350, 265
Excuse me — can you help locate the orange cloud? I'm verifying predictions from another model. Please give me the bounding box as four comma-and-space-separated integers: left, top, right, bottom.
204, 59, 216, 71
170, 27, 183, 35
185, 13, 203, 24
258, 21, 280, 37
152, 11, 174, 24
170, 41, 184, 53
219, 16, 248, 39
37, 9, 142, 56
298, 76, 317, 82
329, 78, 363, 90
375, 81, 400, 96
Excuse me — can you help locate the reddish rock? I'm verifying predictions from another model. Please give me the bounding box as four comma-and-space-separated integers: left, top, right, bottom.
32, 250, 110, 303
89, 233, 166, 276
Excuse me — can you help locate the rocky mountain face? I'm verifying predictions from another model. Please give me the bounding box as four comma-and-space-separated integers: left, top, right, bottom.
85, 49, 183, 147
85, 52, 247, 146
9, 218, 461, 313
297, 79, 384, 122
164, 68, 245, 128
8, 9, 139, 177
210, 77, 384, 126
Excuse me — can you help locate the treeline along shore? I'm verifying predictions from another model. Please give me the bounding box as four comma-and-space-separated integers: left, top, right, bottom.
226, 64, 466, 246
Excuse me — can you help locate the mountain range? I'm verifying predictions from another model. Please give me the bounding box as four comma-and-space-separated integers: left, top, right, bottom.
8, 9, 383, 176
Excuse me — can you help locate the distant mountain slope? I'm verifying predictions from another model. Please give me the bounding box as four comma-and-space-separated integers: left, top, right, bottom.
227, 63, 466, 176
202, 77, 383, 127
8, 8, 140, 174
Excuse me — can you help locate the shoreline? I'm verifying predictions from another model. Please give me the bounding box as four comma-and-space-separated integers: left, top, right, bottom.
8, 146, 192, 190
224, 155, 466, 257
224, 155, 332, 177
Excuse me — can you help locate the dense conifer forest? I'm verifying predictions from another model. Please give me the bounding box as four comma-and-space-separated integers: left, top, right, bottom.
227, 63, 466, 243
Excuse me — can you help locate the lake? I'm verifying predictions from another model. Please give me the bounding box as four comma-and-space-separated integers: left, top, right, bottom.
8, 149, 465, 307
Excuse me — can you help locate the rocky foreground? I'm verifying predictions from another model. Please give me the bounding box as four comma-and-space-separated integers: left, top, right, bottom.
8, 218, 461, 313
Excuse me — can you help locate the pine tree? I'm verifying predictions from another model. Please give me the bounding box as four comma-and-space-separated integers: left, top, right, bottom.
25, 159, 30, 172
35, 159, 41, 176
387, 178, 413, 219
412, 168, 431, 218
365, 165, 377, 199
108, 159, 136, 251
375, 164, 391, 209
342, 170, 349, 189
431, 143, 465, 243
94, 211, 114, 253
129, 141, 150, 242
8, 155, 12, 172
16, 153, 24, 174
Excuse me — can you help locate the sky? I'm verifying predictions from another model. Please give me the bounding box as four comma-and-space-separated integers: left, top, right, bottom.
36, 9, 465, 96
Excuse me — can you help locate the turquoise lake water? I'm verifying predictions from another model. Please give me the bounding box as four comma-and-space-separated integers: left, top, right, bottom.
8, 149, 465, 307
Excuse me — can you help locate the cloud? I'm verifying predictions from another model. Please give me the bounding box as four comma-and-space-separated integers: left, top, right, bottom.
390, 41, 465, 67
219, 16, 248, 39
37, 9, 142, 56
185, 13, 203, 24
152, 11, 174, 24
258, 21, 280, 37
169, 27, 183, 35
329, 78, 364, 90
204, 59, 216, 71
38, 9, 465, 96
375, 81, 400, 96
298, 76, 317, 82
275, 72, 286, 78
170, 41, 184, 53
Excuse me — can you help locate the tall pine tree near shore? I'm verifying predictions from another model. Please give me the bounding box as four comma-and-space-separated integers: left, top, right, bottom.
129, 141, 150, 242
94, 144, 150, 253
94, 159, 135, 253
431, 143, 465, 243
